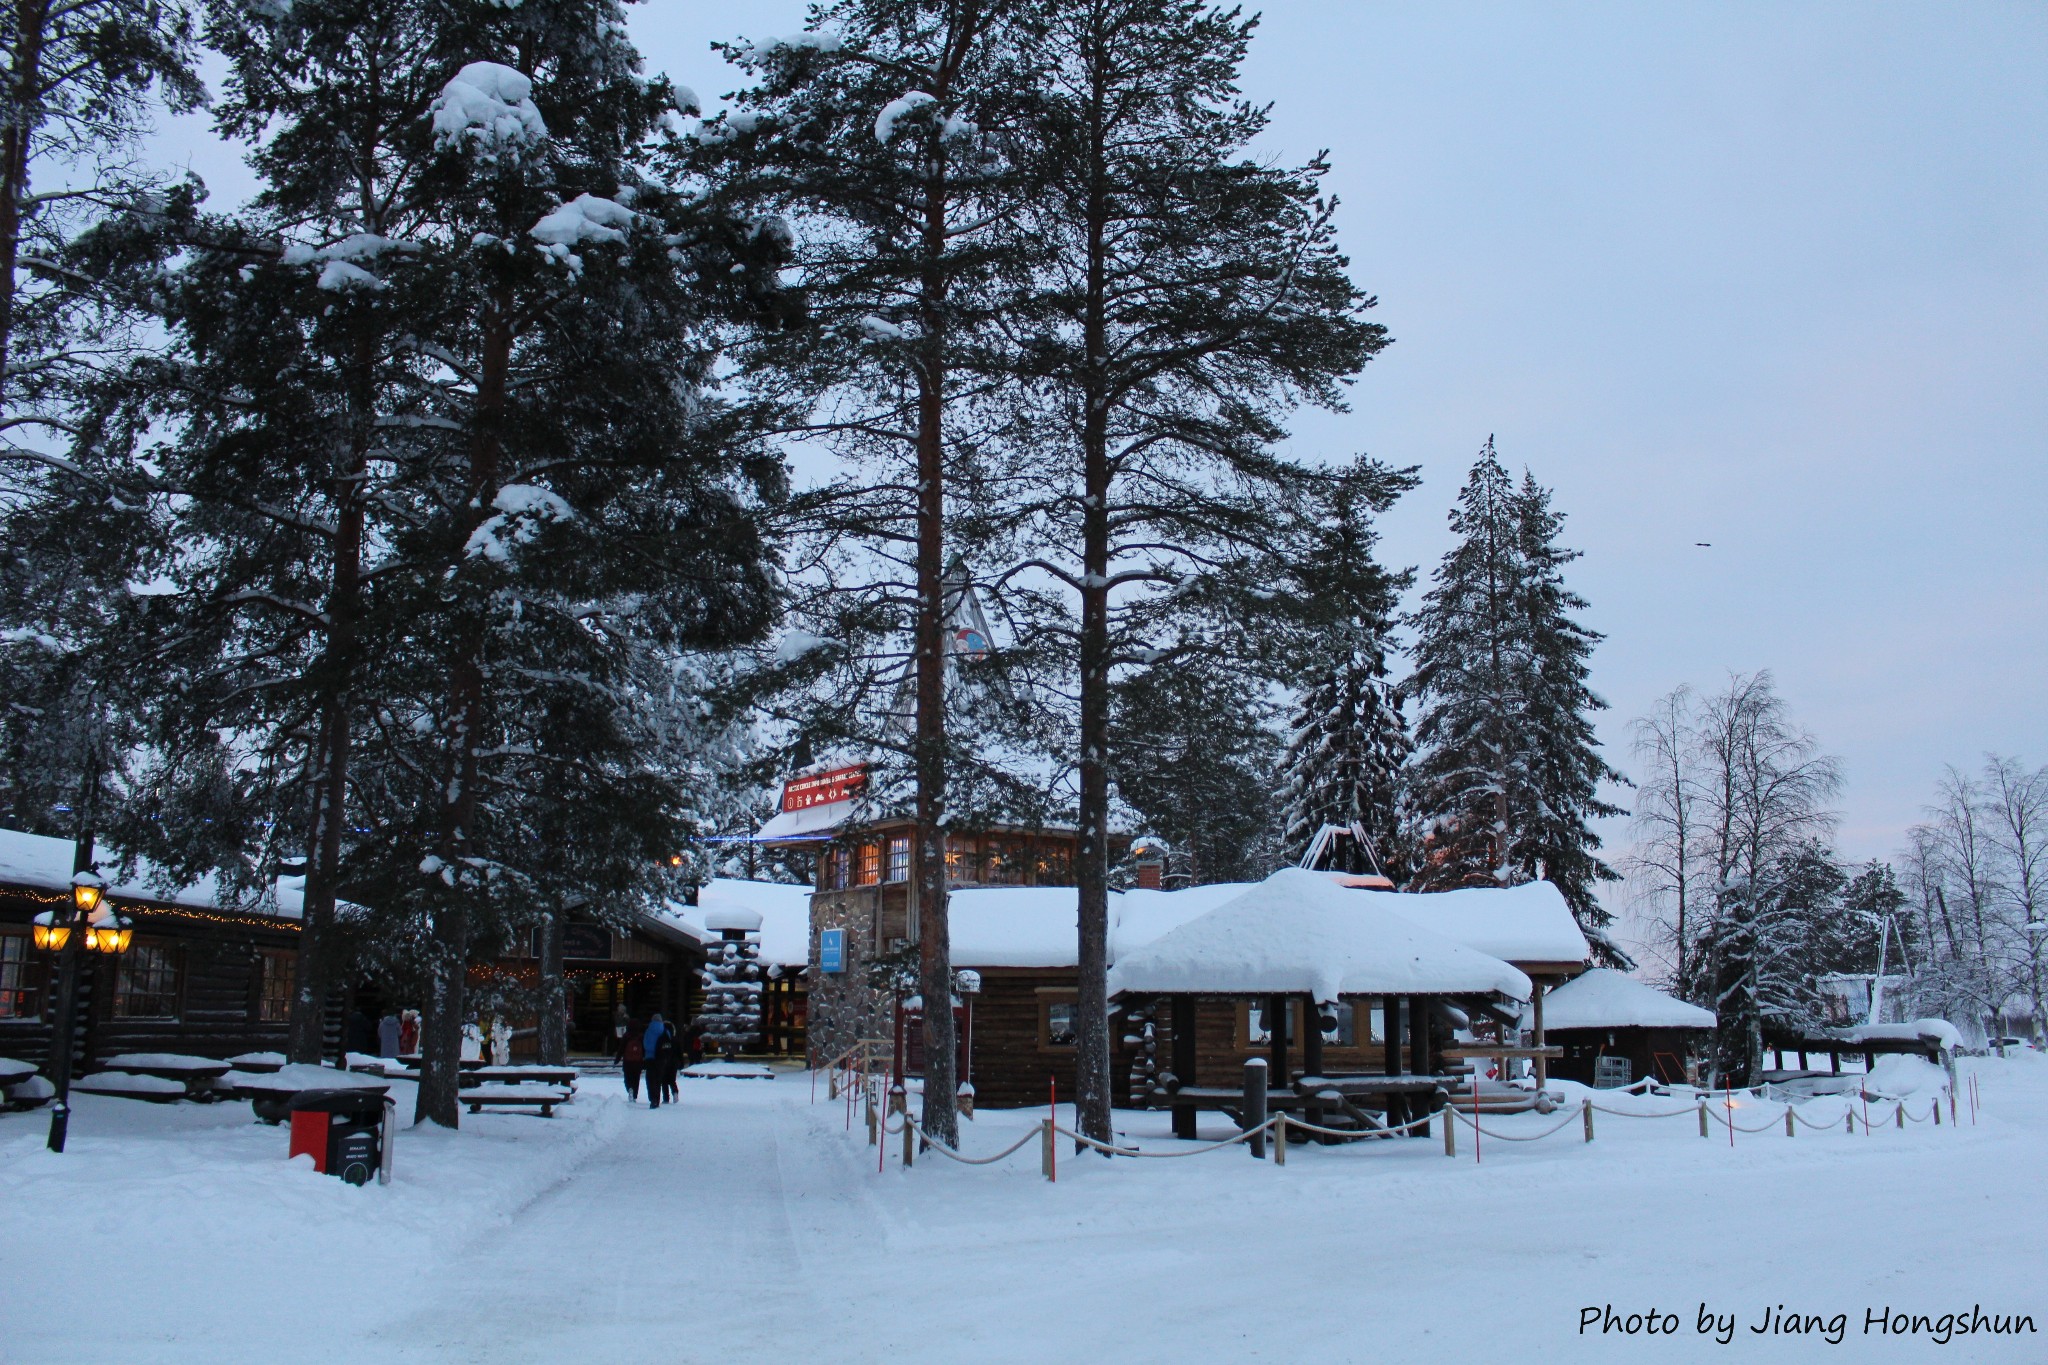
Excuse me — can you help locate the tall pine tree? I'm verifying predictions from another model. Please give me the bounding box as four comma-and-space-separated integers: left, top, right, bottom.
1014, 0, 1387, 1147
698, 0, 1047, 1148
1406, 439, 1626, 961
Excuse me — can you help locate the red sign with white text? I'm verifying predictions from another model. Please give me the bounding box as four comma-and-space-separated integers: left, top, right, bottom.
781, 764, 867, 812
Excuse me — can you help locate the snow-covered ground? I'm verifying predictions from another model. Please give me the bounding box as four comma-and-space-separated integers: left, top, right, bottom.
4, 1056, 2042, 1363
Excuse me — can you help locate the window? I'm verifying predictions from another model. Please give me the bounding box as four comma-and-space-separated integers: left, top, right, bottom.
256, 949, 294, 1023
1036, 844, 1072, 886
114, 942, 183, 1019
886, 836, 910, 883
856, 842, 881, 886
1242, 1000, 1377, 1049
1246, 1000, 1286, 1046
945, 835, 976, 885
826, 846, 849, 890
1038, 989, 1079, 1049
0, 932, 40, 1020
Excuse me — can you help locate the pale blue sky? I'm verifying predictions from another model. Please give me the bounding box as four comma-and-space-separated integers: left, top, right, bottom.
153, 3, 2048, 877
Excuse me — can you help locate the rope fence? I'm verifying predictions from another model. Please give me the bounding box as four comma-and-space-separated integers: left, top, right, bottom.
830, 1077, 1973, 1178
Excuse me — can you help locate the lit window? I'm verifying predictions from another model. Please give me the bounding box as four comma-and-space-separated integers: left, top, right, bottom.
945, 836, 975, 885
114, 942, 183, 1019
856, 842, 880, 886
886, 836, 910, 883
0, 932, 40, 1019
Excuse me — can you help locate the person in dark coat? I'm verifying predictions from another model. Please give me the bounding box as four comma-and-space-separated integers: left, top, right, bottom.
645, 1013, 678, 1107
621, 1026, 645, 1102
684, 1019, 706, 1069
377, 1012, 401, 1057
346, 1007, 375, 1057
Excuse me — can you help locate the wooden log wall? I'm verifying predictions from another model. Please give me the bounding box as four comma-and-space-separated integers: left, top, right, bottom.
1, 895, 300, 1073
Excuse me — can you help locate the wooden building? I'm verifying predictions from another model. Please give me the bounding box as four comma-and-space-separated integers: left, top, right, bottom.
1533, 967, 1714, 1087
1, 828, 305, 1075
754, 762, 1118, 1071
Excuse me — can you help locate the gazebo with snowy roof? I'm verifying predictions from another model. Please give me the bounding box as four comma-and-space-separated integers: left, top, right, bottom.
1528, 967, 1714, 1088
1108, 869, 1534, 1136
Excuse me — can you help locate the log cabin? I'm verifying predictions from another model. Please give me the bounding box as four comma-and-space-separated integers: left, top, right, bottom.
0, 827, 307, 1076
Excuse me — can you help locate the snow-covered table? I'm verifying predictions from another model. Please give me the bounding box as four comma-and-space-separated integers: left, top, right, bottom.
681, 1061, 776, 1081
226, 1065, 390, 1124
72, 1072, 189, 1103
460, 1084, 573, 1117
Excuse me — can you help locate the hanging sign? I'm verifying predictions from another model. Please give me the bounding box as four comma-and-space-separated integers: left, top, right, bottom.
819, 928, 845, 974
781, 764, 868, 812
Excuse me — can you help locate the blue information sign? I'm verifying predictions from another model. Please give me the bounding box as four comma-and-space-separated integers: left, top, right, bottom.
819, 928, 844, 974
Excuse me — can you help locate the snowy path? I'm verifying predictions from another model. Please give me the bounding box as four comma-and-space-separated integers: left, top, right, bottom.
8, 1058, 2047, 1363
367, 1080, 873, 1362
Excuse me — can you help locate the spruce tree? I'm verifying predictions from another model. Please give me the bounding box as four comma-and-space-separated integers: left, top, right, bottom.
1273, 467, 1418, 877
1014, 0, 1388, 1147
381, 1, 782, 1126
1407, 440, 1626, 961
116, 0, 459, 1063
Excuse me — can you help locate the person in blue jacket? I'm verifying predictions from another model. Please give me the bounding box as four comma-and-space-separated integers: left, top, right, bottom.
644, 1013, 679, 1108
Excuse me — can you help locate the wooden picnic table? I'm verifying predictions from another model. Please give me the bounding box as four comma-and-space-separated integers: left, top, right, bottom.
97, 1053, 234, 1082
467, 1065, 578, 1087
460, 1084, 573, 1117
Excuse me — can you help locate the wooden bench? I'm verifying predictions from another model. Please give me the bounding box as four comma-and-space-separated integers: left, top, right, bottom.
461, 1085, 572, 1117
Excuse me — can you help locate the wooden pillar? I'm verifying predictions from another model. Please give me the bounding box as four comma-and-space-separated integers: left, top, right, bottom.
1383, 996, 1404, 1077
1531, 982, 1548, 1090
1409, 994, 1430, 1077
1302, 996, 1326, 1134
1268, 993, 1289, 1088
1171, 996, 1197, 1140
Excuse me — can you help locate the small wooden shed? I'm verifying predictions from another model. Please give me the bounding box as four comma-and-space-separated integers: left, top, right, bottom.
1533, 968, 1714, 1087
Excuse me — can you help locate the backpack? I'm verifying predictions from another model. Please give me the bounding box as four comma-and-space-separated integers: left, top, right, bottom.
623, 1035, 645, 1065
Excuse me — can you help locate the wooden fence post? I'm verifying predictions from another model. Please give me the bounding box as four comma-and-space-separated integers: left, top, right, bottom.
1444, 1107, 1456, 1157
1785, 1107, 1795, 1137
902, 1113, 915, 1167
1274, 1113, 1287, 1166
1932, 1097, 1941, 1126
1041, 1118, 1055, 1181
1699, 1099, 1709, 1138
1244, 1057, 1268, 1160
1896, 1103, 1904, 1129
1583, 1102, 1594, 1143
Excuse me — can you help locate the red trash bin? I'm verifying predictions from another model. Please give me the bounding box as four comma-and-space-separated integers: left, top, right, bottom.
289, 1109, 331, 1171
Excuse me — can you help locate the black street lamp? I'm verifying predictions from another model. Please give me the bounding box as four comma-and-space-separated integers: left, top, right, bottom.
38, 862, 133, 1152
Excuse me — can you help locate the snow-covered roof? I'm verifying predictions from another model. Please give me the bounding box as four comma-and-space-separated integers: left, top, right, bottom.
753, 799, 857, 842
1846, 1018, 1962, 1050
1526, 968, 1714, 1032
1107, 869, 1532, 1004
1373, 882, 1590, 966
659, 878, 813, 966
0, 826, 307, 921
